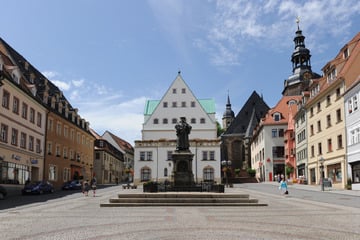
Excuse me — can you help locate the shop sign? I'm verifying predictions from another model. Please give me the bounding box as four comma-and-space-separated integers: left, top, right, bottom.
31, 159, 38, 164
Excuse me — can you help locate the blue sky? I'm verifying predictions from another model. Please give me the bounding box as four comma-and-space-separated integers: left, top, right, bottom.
1, 0, 359, 144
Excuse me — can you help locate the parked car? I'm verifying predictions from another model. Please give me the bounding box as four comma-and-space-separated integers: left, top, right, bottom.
0, 185, 7, 199
62, 180, 82, 190
22, 181, 54, 195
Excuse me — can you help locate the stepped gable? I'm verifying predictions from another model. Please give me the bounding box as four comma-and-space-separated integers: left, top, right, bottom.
224, 91, 269, 136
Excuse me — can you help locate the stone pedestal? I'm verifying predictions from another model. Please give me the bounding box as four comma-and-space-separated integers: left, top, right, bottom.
171, 151, 195, 187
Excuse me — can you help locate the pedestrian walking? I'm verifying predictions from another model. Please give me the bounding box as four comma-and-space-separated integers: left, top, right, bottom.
90, 177, 97, 197
279, 177, 288, 195
83, 179, 90, 196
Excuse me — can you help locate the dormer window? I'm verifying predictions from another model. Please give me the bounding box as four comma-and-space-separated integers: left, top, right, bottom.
273, 113, 281, 121
327, 68, 336, 83
343, 48, 349, 59
288, 100, 296, 106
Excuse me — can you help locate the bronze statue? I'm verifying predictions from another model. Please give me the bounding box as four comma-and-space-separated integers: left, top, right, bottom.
175, 117, 192, 151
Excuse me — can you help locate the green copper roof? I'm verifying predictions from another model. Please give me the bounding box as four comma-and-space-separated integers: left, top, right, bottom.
144, 99, 215, 115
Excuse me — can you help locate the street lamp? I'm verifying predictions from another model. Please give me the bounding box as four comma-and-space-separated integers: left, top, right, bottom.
319, 156, 325, 191
221, 160, 232, 187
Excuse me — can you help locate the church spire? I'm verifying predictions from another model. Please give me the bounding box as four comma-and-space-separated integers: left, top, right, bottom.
222, 91, 235, 131
282, 17, 318, 96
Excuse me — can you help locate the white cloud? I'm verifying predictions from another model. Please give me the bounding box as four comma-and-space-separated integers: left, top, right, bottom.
42, 70, 59, 79
200, 0, 360, 66
72, 79, 84, 87
51, 80, 71, 91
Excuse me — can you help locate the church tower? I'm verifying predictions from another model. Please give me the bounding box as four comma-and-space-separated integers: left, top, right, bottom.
222, 93, 235, 131
282, 18, 321, 96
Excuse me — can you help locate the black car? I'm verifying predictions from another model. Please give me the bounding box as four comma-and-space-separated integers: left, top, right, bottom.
62, 180, 82, 190
0, 185, 7, 199
22, 181, 55, 195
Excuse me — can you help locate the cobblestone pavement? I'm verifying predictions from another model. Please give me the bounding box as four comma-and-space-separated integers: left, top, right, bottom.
0, 184, 359, 240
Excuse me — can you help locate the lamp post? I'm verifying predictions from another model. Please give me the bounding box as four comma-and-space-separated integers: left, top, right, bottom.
319, 156, 325, 191
221, 160, 232, 187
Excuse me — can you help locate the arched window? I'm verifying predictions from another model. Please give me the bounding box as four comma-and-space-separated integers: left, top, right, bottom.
141, 167, 151, 182
163, 118, 168, 124
153, 118, 159, 124
203, 167, 214, 182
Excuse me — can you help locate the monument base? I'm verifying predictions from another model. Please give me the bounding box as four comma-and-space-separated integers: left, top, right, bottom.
171, 151, 195, 187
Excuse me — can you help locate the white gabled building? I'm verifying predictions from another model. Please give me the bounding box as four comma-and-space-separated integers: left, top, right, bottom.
133, 72, 221, 184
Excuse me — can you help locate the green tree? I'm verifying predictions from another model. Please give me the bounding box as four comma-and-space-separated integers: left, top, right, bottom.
216, 121, 224, 137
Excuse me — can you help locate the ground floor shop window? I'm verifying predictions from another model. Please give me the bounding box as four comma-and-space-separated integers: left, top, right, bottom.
327, 163, 342, 183
0, 161, 30, 184
351, 163, 360, 183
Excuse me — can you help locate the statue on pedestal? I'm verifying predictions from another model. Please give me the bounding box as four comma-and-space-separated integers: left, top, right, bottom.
175, 117, 192, 151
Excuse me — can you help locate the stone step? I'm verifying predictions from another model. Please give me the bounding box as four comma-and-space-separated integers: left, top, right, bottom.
100, 192, 267, 207
109, 198, 259, 204
100, 202, 268, 207
116, 193, 250, 199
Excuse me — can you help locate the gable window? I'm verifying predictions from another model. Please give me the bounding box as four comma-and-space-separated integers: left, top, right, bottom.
182, 88, 186, 94
191, 101, 195, 107
163, 118, 168, 124
200, 118, 205, 124
163, 102, 168, 108
273, 113, 281, 121
191, 118, 196, 124
172, 102, 177, 108
172, 88, 177, 94
181, 101, 186, 107
172, 118, 177, 124
153, 118, 159, 124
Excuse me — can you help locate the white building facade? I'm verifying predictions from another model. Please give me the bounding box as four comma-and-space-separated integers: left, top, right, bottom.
134, 73, 221, 184
344, 80, 360, 190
